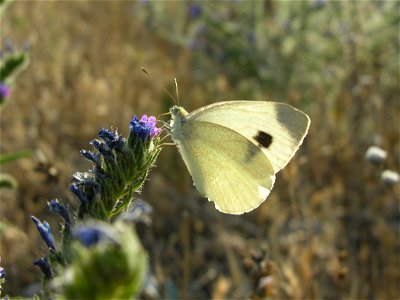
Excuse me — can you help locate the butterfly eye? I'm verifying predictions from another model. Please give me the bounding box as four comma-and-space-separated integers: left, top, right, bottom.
169, 106, 178, 116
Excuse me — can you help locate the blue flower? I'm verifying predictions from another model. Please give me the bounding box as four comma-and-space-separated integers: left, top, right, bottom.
72, 172, 100, 193
69, 183, 90, 205
90, 139, 115, 163
188, 3, 202, 19
31, 216, 55, 251
73, 227, 102, 247
121, 199, 153, 223
98, 128, 125, 151
73, 224, 116, 247
129, 114, 161, 141
0, 257, 5, 279
4, 40, 14, 53
33, 257, 52, 279
80, 150, 102, 167
313, 0, 326, 8
49, 199, 71, 225
129, 116, 149, 140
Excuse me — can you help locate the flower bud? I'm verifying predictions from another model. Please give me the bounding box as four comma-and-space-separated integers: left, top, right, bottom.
55, 221, 148, 299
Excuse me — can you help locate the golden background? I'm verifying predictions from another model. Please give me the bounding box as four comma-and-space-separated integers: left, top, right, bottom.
1, 1, 399, 298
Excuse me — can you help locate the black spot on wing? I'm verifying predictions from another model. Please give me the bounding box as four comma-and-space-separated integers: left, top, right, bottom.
254, 131, 273, 149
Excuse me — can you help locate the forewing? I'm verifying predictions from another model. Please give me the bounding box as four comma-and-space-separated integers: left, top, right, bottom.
174, 121, 275, 214
187, 101, 310, 173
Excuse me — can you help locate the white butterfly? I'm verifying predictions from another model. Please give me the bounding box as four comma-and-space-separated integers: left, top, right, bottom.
169, 100, 310, 215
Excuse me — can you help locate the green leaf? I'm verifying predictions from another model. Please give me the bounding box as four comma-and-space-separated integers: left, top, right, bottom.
0, 52, 29, 82
0, 149, 33, 164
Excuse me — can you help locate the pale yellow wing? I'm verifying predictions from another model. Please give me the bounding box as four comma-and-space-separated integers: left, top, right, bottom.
187, 101, 310, 173
173, 121, 275, 214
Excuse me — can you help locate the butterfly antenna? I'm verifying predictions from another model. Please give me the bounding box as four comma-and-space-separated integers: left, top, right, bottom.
141, 67, 177, 105
174, 78, 180, 105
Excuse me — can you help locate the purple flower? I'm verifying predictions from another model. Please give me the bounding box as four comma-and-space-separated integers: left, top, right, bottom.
140, 115, 162, 137
31, 216, 55, 251
188, 3, 202, 19
33, 257, 52, 279
0, 82, 10, 99
129, 114, 161, 141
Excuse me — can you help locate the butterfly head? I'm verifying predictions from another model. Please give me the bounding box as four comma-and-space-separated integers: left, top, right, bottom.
169, 105, 189, 130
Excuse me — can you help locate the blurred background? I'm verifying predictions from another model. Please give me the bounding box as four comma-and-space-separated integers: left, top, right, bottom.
1, 1, 399, 299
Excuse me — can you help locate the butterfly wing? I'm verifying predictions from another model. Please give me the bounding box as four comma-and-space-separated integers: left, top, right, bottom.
173, 120, 276, 214
187, 101, 310, 173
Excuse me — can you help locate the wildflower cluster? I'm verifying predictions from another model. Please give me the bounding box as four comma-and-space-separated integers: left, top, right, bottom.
29, 114, 162, 298
70, 115, 162, 220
